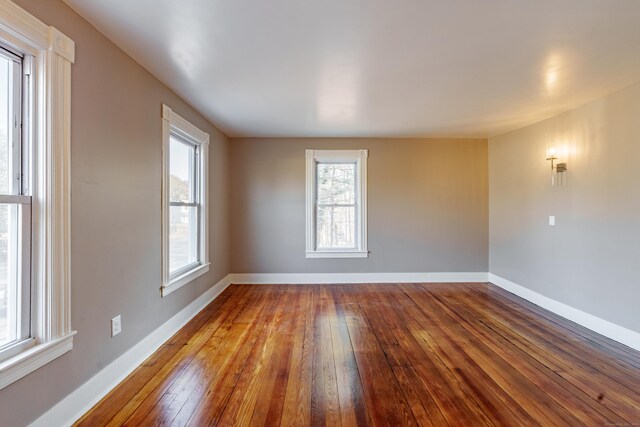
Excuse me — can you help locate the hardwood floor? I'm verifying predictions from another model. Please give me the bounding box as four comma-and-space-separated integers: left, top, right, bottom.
76, 283, 640, 426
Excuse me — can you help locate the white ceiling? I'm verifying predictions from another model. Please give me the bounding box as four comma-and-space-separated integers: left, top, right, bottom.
62, 0, 640, 138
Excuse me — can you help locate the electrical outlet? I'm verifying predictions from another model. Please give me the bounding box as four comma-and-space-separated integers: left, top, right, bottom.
111, 315, 122, 337
549, 215, 556, 226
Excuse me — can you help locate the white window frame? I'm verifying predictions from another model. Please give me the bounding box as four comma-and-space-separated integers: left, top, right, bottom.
0, 1, 75, 390
305, 149, 368, 258
161, 105, 209, 297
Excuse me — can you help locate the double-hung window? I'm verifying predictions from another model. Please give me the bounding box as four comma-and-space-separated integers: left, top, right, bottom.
305, 149, 368, 258
0, 2, 75, 391
161, 105, 209, 296
0, 45, 30, 363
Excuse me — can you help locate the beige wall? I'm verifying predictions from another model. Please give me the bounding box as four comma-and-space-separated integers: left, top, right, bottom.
489, 81, 640, 334
0, 1, 230, 425
230, 138, 488, 274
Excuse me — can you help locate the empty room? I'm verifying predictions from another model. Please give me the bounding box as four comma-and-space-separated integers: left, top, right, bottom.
0, 0, 639, 425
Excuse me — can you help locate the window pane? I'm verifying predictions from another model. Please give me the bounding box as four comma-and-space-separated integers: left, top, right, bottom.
317, 163, 355, 205
0, 54, 15, 195
0, 203, 19, 347
169, 135, 196, 203
316, 205, 356, 249
169, 205, 198, 274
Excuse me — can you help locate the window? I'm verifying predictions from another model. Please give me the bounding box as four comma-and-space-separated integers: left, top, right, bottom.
305, 149, 368, 258
0, 45, 30, 363
161, 105, 209, 296
0, 3, 74, 390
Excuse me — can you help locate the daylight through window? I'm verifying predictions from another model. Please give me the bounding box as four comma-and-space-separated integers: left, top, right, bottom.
0, 46, 30, 363
161, 105, 210, 296
316, 162, 357, 249
0, 4, 74, 392
306, 150, 368, 258
169, 135, 199, 274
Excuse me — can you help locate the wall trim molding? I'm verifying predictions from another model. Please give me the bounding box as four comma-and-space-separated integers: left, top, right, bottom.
305, 149, 368, 258
160, 104, 210, 297
488, 273, 640, 352
30, 274, 232, 427
230, 272, 489, 284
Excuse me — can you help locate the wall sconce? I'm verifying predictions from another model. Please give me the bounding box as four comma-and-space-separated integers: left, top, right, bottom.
546, 148, 567, 186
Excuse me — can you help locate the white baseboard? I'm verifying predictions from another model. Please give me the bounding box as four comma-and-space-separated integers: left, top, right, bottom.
489, 273, 640, 352
229, 272, 489, 284
30, 274, 232, 427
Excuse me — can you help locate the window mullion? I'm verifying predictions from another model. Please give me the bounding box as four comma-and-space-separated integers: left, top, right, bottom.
170, 201, 199, 207
193, 146, 199, 204
317, 203, 355, 208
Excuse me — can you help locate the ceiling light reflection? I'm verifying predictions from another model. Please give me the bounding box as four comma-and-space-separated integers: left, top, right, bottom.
544, 54, 563, 96
317, 60, 359, 124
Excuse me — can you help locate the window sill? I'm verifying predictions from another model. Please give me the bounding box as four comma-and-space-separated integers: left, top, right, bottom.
161, 263, 210, 297
0, 332, 76, 390
306, 251, 369, 259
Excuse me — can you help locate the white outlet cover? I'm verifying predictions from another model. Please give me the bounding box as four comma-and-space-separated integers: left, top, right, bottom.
111, 315, 122, 337
549, 216, 556, 226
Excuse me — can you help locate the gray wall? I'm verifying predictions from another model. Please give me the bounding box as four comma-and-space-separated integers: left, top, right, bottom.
12, 0, 640, 424
230, 138, 488, 273
0, 1, 230, 425
489, 81, 640, 334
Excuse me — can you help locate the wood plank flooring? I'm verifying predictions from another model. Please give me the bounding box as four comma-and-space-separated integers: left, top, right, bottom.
76, 283, 640, 426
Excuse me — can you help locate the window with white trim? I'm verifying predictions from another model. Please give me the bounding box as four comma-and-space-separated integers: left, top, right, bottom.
161, 105, 209, 297
0, 2, 74, 390
305, 149, 368, 258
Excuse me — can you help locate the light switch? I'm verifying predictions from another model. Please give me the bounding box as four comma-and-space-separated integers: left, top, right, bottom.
549, 216, 556, 226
